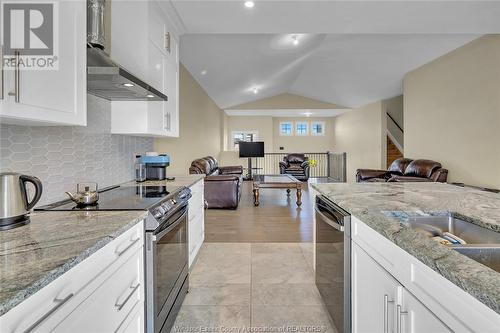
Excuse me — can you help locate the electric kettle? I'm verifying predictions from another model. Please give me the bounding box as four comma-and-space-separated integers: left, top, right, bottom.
0, 172, 43, 230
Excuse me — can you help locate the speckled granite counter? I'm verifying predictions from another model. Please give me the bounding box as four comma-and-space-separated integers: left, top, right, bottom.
0, 210, 147, 316
311, 182, 500, 314
121, 174, 205, 188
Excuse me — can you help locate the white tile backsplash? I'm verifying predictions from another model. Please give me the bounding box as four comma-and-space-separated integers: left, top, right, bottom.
0, 95, 154, 205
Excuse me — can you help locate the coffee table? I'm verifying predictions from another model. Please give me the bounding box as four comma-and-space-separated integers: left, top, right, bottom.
252, 174, 302, 207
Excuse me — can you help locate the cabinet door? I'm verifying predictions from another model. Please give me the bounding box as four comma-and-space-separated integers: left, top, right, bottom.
163, 60, 178, 137
399, 289, 452, 333
352, 242, 400, 333
0, 0, 86, 126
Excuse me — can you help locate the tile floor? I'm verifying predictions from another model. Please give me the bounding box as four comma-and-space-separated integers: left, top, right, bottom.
172, 243, 337, 333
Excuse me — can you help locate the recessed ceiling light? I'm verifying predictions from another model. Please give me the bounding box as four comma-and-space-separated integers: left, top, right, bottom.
201, 70, 207, 76
292, 35, 299, 46
123, 83, 134, 87
253, 88, 259, 94
303, 112, 312, 117
244, 1, 255, 8
146, 94, 155, 98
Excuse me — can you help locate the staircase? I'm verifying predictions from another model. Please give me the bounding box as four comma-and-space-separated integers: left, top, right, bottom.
387, 136, 403, 166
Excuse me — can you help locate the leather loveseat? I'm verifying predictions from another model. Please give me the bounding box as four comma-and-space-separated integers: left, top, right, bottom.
189, 156, 243, 209
356, 158, 448, 183
279, 154, 310, 181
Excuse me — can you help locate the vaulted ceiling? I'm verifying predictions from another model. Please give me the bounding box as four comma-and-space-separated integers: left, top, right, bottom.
169, 1, 500, 109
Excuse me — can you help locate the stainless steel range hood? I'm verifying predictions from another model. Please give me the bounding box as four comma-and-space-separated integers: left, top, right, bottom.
86, 0, 167, 101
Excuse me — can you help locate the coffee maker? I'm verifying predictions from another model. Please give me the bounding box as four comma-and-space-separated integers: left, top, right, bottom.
135, 153, 170, 182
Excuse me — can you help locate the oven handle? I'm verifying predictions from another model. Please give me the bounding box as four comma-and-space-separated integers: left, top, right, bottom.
153, 206, 188, 241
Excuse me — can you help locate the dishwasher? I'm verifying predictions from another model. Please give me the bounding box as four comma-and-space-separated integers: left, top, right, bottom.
315, 195, 351, 333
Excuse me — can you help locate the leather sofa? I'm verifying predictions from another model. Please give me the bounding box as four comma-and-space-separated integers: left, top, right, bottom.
279, 154, 310, 181
356, 158, 448, 183
189, 156, 243, 209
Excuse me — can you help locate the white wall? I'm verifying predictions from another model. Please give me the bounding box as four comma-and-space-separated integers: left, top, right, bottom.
404, 35, 500, 188
331, 101, 386, 182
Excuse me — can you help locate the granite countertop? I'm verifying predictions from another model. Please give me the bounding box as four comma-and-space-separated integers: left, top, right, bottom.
0, 210, 147, 316
0, 175, 204, 317
311, 182, 500, 314
121, 174, 205, 188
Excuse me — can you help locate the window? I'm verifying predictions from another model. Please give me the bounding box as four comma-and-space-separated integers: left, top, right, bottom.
279, 122, 293, 136
295, 122, 308, 136
311, 121, 325, 136
231, 131, 258, 150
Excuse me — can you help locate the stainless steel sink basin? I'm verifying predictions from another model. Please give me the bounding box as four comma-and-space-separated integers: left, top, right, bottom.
406, 215, 500, 272
406, 215, 500, 245
451, 246, 500, 273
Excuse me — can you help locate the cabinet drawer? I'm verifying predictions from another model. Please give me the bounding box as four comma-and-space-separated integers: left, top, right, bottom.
54, 247, 143, 333
0, 221, 144, 333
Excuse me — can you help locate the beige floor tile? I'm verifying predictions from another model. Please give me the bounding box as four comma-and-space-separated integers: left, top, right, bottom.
251, 252, 315, 284
299, 242, 314, 270
251, 243, 303, 255
252, 283, 323, 306
184, 285, 251, 306
251, 305, 336, 333
190, 256, 251, 285
172, 305, 250, 333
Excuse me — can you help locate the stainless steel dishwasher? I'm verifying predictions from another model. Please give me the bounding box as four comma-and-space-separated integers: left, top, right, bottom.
315, 195, 351, 333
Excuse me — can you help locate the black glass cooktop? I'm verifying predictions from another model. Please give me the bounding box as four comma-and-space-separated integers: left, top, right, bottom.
36, 185, 181, 211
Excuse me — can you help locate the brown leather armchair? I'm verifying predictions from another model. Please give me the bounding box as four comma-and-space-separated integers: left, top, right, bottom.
189, 156, 243, 209
356, 158, 448, 183
279, 154, 310, 181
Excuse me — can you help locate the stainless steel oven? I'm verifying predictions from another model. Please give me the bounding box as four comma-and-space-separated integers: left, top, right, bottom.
315, 195, 351, 333
146, 202, 189, 333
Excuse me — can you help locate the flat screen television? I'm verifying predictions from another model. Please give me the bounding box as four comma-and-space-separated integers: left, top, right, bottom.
239, 141, 264, 158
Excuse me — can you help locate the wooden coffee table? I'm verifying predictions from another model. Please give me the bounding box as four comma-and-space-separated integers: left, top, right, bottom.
252, 174, 302, 207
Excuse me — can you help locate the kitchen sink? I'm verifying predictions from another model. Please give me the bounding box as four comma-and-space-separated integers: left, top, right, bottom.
406, 215, 500, 272
406, 215, 500, 245
451, 246, 500, 273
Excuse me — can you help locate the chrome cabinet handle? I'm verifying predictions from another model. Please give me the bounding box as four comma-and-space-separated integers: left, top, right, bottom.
165, 32, 171, 53
7, 50, 20, 102
0, 45, 4, 99
396, 304, 408, 333
383, 294, 394, 333
115, 237, 140, 257
115, 283, 140, 311
23, 293, 74, 333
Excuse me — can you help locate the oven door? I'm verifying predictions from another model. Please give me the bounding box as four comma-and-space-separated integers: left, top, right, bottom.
146, 204, 189, 333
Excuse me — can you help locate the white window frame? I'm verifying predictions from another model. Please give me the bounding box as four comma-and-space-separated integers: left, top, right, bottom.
231, 130, 259, 150
311, 121, 325, 136
295, 121, 309, 136
279, 122, 293, 136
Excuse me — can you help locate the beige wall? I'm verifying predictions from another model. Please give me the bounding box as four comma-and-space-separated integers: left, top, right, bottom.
404, 35, 500, 188
383, 95, 404, 148
228, 93, 344, 110
272, 117, 334, 153
155, 65, 224, 175
332, 101, 386, 182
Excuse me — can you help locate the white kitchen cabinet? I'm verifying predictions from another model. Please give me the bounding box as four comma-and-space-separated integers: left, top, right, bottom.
188, 178, 205, 267
110, 0, 179, 137
399, 288, 452, 333
53, 247, 144, 333
0, 0, 86, 126
352, 242, 400, 333
351, 215, 500, 332
0, 221, 145, 333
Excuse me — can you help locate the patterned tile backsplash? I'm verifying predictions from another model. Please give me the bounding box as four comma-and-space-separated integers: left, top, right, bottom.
0, 95, 154, 206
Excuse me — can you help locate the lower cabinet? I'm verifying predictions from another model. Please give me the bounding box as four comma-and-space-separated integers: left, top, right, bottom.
188, 179, 205, 267
53, 247, 144, 333
352, 242, 450, 333
0, 221, 145, 333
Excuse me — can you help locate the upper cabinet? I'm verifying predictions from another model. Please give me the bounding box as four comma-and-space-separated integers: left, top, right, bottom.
0, 0, 87, 126
109, 0, 179, 137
